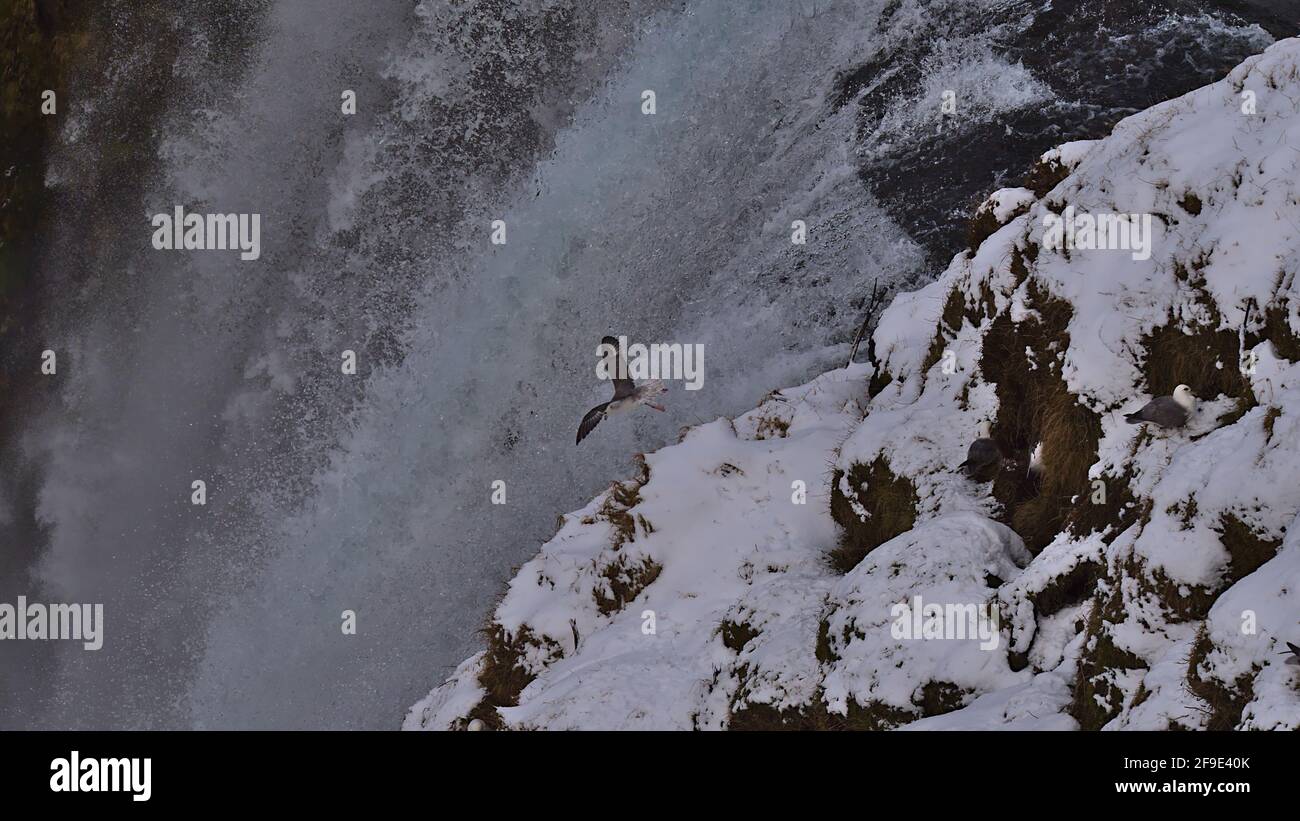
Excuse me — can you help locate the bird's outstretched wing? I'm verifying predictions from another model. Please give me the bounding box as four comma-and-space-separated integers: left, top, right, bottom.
576, 401, 610, 445
601, 335, 636, 399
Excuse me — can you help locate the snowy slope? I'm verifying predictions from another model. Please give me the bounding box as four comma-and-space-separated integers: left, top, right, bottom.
407, 38, 1300, 731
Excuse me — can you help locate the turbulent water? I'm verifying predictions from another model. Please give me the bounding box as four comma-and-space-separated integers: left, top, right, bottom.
0, 0, 1276, 728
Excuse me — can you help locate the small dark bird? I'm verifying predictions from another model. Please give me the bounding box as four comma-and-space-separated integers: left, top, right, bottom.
1125, 384, 1196, 428
576, 336, 667, 445
959, 421, 1002, 479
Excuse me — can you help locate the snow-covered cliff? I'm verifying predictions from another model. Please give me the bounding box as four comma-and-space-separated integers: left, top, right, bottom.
406, 38, 1300, 731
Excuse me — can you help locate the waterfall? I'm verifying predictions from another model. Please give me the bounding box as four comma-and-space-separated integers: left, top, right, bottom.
0, 0, 1271, 728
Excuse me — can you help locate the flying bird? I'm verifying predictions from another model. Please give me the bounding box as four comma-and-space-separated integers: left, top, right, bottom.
1125, 384, 1197, 429
576, 336, 667, 445
959, 421, 1002, 479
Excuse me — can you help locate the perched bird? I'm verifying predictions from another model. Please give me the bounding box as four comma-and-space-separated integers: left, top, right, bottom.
1279, 641, 1300, 664
959, 421, 1002, 479
1125, 384, 1197, 429
576, 336, 667, 445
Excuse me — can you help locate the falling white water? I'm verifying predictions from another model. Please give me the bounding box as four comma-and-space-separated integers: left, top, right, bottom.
188, 0, 933, 729
6, 0, 1114, 728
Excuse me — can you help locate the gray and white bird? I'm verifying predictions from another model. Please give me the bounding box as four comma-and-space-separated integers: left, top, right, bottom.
1124, 384, 1197, 429
959, 421, 1002, 478
576, 336, 667, 445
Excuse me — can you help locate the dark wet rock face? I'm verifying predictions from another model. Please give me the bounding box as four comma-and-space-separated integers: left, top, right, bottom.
840, 0, 1280, 266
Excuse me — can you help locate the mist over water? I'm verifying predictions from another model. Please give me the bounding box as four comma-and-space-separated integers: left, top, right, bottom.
0, 0, 1274, 728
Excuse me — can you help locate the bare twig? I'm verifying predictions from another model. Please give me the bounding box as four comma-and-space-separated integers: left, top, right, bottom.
846, 278, 884, 368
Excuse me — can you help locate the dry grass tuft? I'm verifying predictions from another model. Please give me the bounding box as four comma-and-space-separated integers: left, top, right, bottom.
828, 457, 919, 573
727, 698, 912, 731
1177, 191, 1202, 215
1216, 513, 1282, 588
981, 279, 1102, 553
719, 619, 759, 653
598, 479, 645, 548
1028, 557, 1104, 619
1023, 155, 1071, 197
1069, 581, 1146, 730
1262, 302, 1300, 361
593, 555, 663, 615
753, 415, 791, 440
1140, 315, 1249, 402
1186, 627, 1258, 730
465, 624, 563, 730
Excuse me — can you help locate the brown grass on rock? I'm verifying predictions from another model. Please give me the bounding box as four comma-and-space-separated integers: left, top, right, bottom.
464, 624, 563, 730
828, 457, 919, 573
1186, 627, 1258, 731
982, 279, 1102, 554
